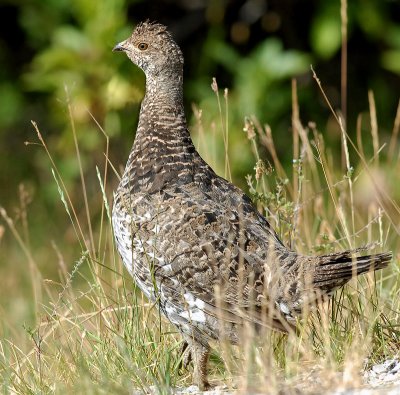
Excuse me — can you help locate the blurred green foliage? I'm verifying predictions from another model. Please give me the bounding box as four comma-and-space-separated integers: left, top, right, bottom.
0, 0, 399, 353
0, 0, 399, 252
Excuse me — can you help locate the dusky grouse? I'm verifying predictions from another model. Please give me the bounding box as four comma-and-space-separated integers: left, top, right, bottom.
112, 21, 392, 389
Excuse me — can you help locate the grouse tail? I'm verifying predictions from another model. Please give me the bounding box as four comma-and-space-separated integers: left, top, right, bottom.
313, 249, 392, 292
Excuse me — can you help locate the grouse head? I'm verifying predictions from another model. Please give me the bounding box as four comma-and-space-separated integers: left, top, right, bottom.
113, 21, 184, 77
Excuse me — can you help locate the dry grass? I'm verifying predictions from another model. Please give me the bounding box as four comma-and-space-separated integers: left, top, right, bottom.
1, 4, 400, 390
0, 71, 399, 394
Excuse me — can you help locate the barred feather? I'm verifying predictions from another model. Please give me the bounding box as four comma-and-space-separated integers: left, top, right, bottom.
112, 21, 392, 389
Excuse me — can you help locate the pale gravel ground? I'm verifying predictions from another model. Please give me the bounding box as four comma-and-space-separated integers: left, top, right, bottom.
139, 359, 400, 394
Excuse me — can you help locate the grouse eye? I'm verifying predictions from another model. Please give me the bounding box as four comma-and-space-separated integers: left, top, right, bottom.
138, 42, 148, 50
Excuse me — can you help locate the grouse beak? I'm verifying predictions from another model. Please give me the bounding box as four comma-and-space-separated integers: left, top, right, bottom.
113, 41, 127, 52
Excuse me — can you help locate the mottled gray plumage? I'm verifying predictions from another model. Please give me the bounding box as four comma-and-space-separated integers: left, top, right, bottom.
112, 21, 391, 389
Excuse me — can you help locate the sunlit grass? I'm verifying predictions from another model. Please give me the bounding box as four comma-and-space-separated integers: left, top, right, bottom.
1, 71, 400, 394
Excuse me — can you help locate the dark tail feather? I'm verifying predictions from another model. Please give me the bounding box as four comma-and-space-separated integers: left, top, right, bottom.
313, 250, 392, 292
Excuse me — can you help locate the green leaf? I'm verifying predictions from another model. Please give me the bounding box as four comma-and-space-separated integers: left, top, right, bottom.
381, 50, 400, 74
311, 14, 341, 59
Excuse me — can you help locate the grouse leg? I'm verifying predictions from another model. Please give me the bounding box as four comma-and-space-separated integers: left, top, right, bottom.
183, 334, 210, 390
179, 340, 192, 369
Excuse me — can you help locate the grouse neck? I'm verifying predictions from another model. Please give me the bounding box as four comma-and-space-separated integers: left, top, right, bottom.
138, 71, 186, 130
131, 71, 195, 152
124, 71, 197, 187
